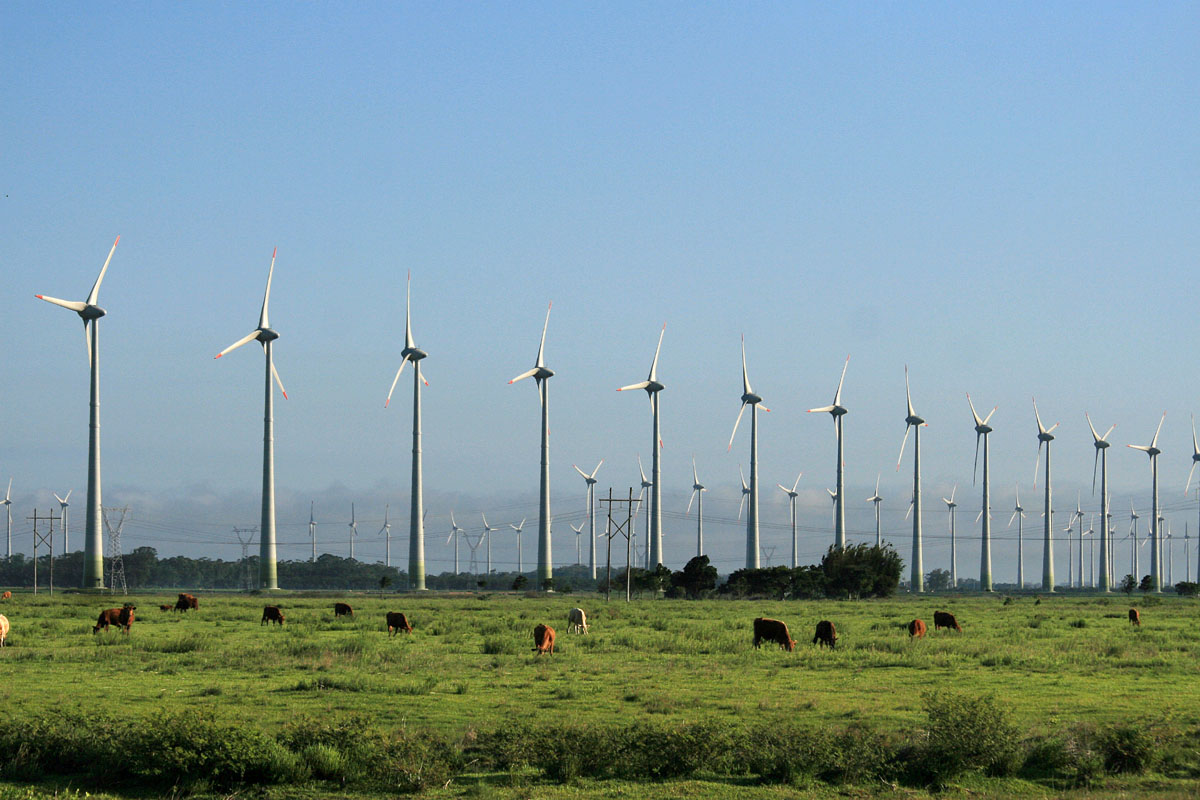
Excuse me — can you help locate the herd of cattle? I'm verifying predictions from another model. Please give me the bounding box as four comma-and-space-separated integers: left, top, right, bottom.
0, 592, 1149, 651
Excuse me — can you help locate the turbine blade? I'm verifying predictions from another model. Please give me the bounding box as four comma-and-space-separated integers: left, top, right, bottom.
1033, 397, 1044, 434
982, 406, 997, 425
1033, 440, 1044, 488
1092, 449, 1099, 496
1086, 412, 1101, 442
35, 295, 87, 312
1193, 415, 1199, 457
509, 367, 537, 384
4, 478, 10, 503
404, 270, 416, 350
618, 381, 651, 392
384, 354, 412, 407
1047, 422, 1059, 434
791, 472, 802, 493
535, 302, 551, 368
904, 365, 914, 418
896, 423, 912, 470
740, 464, 748, 491
215, 330, 260, 359
737, 491, 747, 520
259, 247, 277, 330
589, 459, 604, 479
638, 454, 648, 484
833, 355, 849, 406
740, 335, 751, 395
973, 432, 981, 486
85, 235, 120, 306
573, 464, 589, 480
808, 405, 835, 414
905, 498, 913, 520
728, 402, 747, 451
686, 488, 697, 515
1008, 509, 1018, 527
648, 323, 665, 382
1151, 412, 1166, 449
967, 393, 982, 426
271, 362, 288, 399
84, 320, 92, 366
692, 455, 699, 485
1128, 445, 1151, 453
777, 484, 789, 494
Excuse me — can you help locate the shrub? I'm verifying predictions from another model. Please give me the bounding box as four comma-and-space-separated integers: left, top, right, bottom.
919, 691, 1021, 781
1098, 723, 1158, 774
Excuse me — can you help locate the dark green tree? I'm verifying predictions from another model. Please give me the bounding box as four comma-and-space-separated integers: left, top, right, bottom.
1138, 575, 1153, 592
670, 555, 718, 598
1119, 574, 1136, 594
924, 568, 953, 593
822, 543, 903, 598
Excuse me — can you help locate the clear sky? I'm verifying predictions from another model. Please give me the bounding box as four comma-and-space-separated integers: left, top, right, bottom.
2, 3, 1199, 581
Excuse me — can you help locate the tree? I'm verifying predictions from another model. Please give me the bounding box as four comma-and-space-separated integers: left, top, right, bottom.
670, 555, 718, 599
511, 575, 528, 592
925, 568, 953, 593
789, 565, 826, 599
1174, 581, 1198, 597
822, 544, 902, 598
378, 575, 392, 595
1119, 574, 1136, 594
1138, 575, 1153, 593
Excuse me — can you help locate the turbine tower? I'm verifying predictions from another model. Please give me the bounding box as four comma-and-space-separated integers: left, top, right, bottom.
618, 323, 666, 567
1184, 418, 1200, 586
569, 522, 584, 565
481, 514, 501, 575
447, 512, 464, 574
866, 475, 883, 547
728, 336, 768, 569
1009, 485, 1026, 588
379, 504, 392, 567
1129, 502, 1140, 580
686, 456, 706, 557
896, 367, 926, 592
53, 490, 72, 553
1032, 399, 1059, 591
36, 235, 119, 589
1067, 496, 1084, 588
968, 395, 997, 591
1128, 412, 1166, 592
942, 486, 958, 588
777, 472, 803, 568
808, 356, 850, 550
572, 460, 604, 579
509, 518, 527, 574
637, 455, 653, 568
348, 503, 358, 561
385, 271, 430, 590
214, 248, 287, 590
309, 502, 317, 562
1087, 413, 1116, 591
509, 302, 555, 590
3, 479, 12, 560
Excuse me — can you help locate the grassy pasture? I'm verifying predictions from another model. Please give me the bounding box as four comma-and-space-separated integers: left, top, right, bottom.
0, 590, 1197, 797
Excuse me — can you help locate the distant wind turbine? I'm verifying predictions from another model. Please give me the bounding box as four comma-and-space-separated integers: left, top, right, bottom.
510, 518, 527, 573
509, 302, 555, 590
728, 336, 769, 569
1068, 495, 1084, 588
3, 479, 12, 560
777, 472, 803, 568
968, 395, 996, 591
214, 248, 287, 590
637, 455, 653, 568
36, 235, 119, 588
482, 514, 501, 575
1008, 485, 1026, 588
618, 324, 666, 567
737, 466, 752, 522
808, 356, 850, 550
942, 486, 958, 589
379, 504, 392, 567
447, 511, 464, 574
896, 367, 926, 592
53, 490, 72, 553
686, 456, 706, 557
1032, 399, 1059, 591
1128, 412, 1166, 592
572, 459, 604, 579
309, 502, 317, 562
1129, 502, 1140, 581
348, 503, 358, 561
570, 522, 584, 565
1086, 413, 1116, 591
866, 475, 883, 547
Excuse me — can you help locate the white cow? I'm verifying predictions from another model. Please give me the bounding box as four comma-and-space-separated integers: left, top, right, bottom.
567, 607, 588, 634
0, 614, 9, 647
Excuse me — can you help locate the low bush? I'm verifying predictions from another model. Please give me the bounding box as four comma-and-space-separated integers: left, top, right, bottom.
917, 690, 1021, 782
1098, 723, 1158, 774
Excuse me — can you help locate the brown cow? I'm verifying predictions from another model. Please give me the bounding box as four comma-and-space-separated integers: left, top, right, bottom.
533, 623, 555, 654
752, 617, 796, 651
386, 612, 412, 636
1129, 608, 1140, 626
174, 593, 199, 612
1, 590, 11, 600
0, 614, 9, 647
908, 618, 927, 638
812, 620, 838, 649
94, 604, 135, 634
334, 602, 354, 618
261, 605, 285, 626
159, 604, 172, 612
933, 610, 962, 633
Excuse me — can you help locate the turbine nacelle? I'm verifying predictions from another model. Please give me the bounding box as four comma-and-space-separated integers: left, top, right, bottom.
402, 345, 428, 362
258, 327, 280, 343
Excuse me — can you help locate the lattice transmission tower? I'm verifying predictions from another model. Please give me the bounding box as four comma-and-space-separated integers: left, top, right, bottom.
102, 506, 130, 595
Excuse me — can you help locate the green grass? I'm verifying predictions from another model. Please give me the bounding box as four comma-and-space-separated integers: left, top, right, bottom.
0, 590, 1197, 798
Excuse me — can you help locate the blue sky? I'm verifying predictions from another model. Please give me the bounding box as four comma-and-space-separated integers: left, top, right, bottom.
2, 4, 1199, 580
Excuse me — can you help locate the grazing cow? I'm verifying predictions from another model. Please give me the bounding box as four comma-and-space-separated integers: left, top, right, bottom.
174, 593, 199, 612
159, 604, 172, 612
752, 617, 796, 651
908, 618, 927, 638
261, 605, 285, 626
933, 610, 962, 633
386, 612, 413, 636
533, 623, 556, 654
1, 590, 11, 600
812, 620, 838, 649
0, 614, 8, 647
1129, 608, 1140, 626
93, 604, 135, 634
334, 602, 354, 618
567, 607, 588, 634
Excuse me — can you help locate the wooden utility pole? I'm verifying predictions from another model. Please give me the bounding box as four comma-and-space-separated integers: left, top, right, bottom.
598, 488, 638, 602
28, 510, 60, 595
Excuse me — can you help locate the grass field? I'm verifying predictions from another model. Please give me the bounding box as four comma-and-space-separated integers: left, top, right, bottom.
1, 590, 1198, 798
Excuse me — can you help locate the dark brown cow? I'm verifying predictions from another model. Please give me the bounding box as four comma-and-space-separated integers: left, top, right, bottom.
752, 617, 796, 651
533, 623, 556, 654
908, 618, 927, 638
159, 604, 173, 612
812, 620, 837, 649
1, 590, 11, 600
334, 602, 354, 618
174, 593, 199, 612
94, 604, 136, 634
933, 610, 962, 633
261, 605, 285, 626
1129, 608, 1140, 626
386, 612, 413, 636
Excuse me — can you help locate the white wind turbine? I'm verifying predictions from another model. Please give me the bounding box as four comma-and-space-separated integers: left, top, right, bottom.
1067, 495, 1084, 588
618, 324, 666, 567
737, 466, 752, 524
866, 475, 883, 547
637, 455, 654, 568
777, 472, 803, 568
308, 502, 317, 562
896, 367, 927, 592
1128, 412, 1166, 592
1032, 399, 1060, 591
510, 518, 527, 574
830, 488, 841, 529
808, 356, 850, 550
348, 504, 359, 561
686, 456, 706, 557
447, 512, 465, 574
1185, 417, 1200, 586
509, 302, 555, 590
3, 479, 12, 560
214, 248, 288, 590
1086, 413, 1116, 591
482, 514, 501, 575
572, 459, 604, 579
570, 522, 584, 565
942, 486, 958, 589
1008, 485, 1027, 588
385, 271, 430, 590
1129, 502, 1140, 581
728, 336, 769, 569
1083, 516, 1096, 587
967, 395, 997, 591
53, 490, 72, 553
379, 504, 392, 568
36, 235, 119, 588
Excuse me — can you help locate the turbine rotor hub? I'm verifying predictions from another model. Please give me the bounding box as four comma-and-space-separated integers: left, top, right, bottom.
975, 424, 992, 434
1038, 432, 1055, 442
404, 346, 428, 362
81, 305, 106, 320
258, 327, 280, 343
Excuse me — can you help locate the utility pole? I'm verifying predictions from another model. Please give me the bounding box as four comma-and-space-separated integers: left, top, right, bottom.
598, 488, 638, 602
102, 506, 130, 595
28, 509, 60, 595
234, 527, 258, 592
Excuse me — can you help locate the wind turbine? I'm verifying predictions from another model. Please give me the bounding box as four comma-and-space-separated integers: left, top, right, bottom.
968, 395, 997, 591
509, 302, 555, 590
737, 466, 752, 522
896, 366, 926, 592
2, 479, 12, 560
379, 504, 392, 568
214, 248, 287, 590
1009, 485, 1026, 588
866, 475, 883, 547
728, 336, 768, 569
942, 486, 958, 589
1185, 418, 1200, 586
510, 518, 527, 574
572, 459, 604, 579
686, 456, 706, 557
348, 504, 358, 561
1128, 412, 1166, 592
482, 514, 501, 574
777, 472, 803, 568
618, 323, 666, 567
309, 502, 317, 562
1032, 399, 1059, 591
36, 235, 119, 588
1083, 516, 1095, 588
830, 488, 841, 529
1129, 502, 1140, 581
1185, 522, 1192, 584
1067, 496, 1084, 589
385, 271, 430, 590
53, 490, 72, 553
637, 455, 653, 569
808, 356, 850, 550
569, 522, 584, 565
447, 512, 465, 574
1087, 413, 1116, 591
